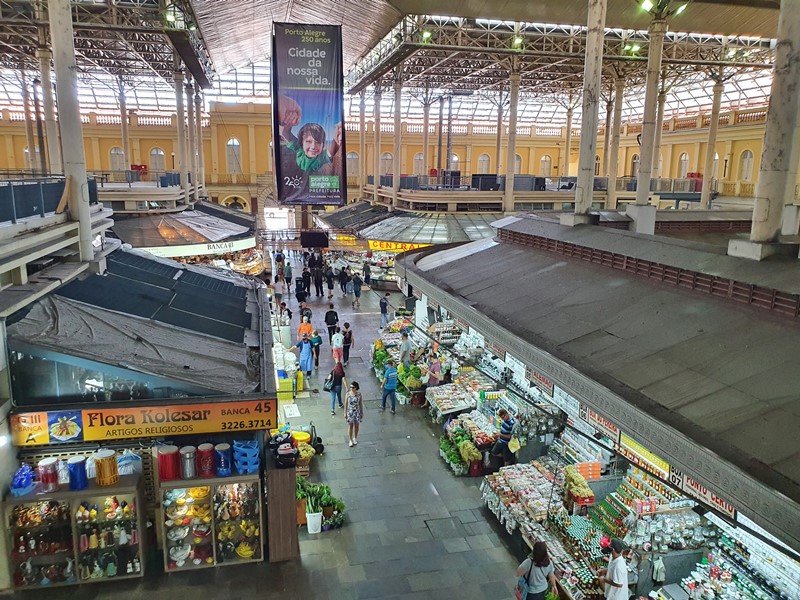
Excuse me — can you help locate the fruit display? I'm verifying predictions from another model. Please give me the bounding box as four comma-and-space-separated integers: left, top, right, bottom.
564, 465, 594, 503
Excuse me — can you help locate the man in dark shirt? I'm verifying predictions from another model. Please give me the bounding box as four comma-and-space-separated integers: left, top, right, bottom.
379, 293, 390, 330
301, 268, 311, 293
324, 303, 339, 343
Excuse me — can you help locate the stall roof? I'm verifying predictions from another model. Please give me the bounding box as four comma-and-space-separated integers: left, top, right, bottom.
403, 232, 800, 550
360, 212, 503, 245
111, 210, 252, 248
316, 201, 392, 231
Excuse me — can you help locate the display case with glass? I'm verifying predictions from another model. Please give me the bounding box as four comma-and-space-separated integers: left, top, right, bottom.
161, 482, 214, 571
213, 477, 262, 564
4, 474, 144, 590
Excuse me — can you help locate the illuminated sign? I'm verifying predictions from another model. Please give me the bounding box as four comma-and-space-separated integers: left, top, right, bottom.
367, 240, 431, 253
10, 399, 277, 446
139, 237, 257, 259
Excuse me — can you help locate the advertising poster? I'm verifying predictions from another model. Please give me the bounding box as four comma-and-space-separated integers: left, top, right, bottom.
271, 23, 346, 206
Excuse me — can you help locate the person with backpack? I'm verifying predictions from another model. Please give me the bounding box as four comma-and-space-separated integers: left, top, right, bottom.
351, 272, 363, 308
515, 541, 558, 600
341, 322, 354, 366
324, 304, 339, 343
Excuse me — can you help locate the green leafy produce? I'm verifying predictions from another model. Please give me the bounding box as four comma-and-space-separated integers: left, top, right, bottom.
404, 376, 422, 390
408, 365, 422, 379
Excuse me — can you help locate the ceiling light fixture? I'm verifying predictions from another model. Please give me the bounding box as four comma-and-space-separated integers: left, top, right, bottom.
422, 30, 432, 40
641, 0, 654, 11
631, 44, 641, 52
165, 12, 176, 22
513, 36, 523, 46
675, 3, 688, 15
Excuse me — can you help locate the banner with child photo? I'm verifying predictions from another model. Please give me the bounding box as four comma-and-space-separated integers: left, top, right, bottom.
271, 23, 347, 206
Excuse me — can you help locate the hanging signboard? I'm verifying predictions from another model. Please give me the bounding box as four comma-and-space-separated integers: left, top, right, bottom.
271, 23, 346, 206
367, 240, 431, 253
527, 367, 555, 397
579, 405, 622, 445
139, 237, 256, 259
668, 466, 737, 519
10, 399, 278, 446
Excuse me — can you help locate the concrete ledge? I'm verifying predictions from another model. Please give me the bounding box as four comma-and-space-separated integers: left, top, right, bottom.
559, 213, 593, 227
727, 238, 798, 261
625, 204, 657, 235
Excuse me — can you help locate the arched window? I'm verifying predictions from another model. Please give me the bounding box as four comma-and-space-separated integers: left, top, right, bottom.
110, 147, 125, 171
678, 152, 689, 178
149, 147, 165, 172
712, 152, 719, 180
226, 138, 242, 174
450, 154, 459, 170
477, 153, 490, 174
540, 155, 552, 177
222, 195, 249, 211
514, 154, 522, 174
346, 152, 359, 175
413, 152, 424, 175
739, 150, 754, 181
631, 153, 640, 177
594, 154, 601, 176
380, 152, 393, 174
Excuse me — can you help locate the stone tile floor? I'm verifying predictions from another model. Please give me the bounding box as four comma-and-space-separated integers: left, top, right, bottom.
19, 259, 521, 599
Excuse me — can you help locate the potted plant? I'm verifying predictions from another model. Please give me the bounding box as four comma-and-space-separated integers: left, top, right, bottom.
321, 517, 333, 532
330, 512, 345, 529
305, 485, 323, 534
295, 477, 308, 526
320, 489, 335, 519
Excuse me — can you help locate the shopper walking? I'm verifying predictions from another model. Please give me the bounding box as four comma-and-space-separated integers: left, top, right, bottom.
329, 360, 346, 415
331, 327, 344, 363
324, 304, 339, 343
344, 381, 364, 447
300, 302, 313, 323
310, 330, 323, 368
363, 261, 371, 286
278, 302, 292, 321
379, 293, 391, 330
598, 539, 628, 600
273, 275, 285, 305
301, 268, 311, 294
341, 322, 354, 366
338, 267, 348, 294
351, 272, 363, 308
283, 261, 293, 284
274, 249, 284, 273
515, 541, 559, 600
381, 359, 399, 414
313, 268, 324, 297
325, 265, 335, 298
297, 316, 313, 340
399, 331, 412, 369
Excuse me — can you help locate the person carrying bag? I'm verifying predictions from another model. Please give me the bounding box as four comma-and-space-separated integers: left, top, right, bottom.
515, 541, 559, 600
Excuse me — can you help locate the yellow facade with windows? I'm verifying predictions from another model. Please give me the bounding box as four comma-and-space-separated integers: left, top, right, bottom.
0, 102, 786, 213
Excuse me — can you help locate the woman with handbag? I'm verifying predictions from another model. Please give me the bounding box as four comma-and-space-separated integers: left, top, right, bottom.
327, 360, 347, 416
515, 541, 558, 600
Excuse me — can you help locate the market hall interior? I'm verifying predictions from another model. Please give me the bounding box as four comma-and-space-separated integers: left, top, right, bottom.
0, 0, 798, 599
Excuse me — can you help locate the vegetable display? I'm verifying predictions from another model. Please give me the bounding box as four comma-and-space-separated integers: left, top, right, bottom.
458, 440, 482, 463
564, 465, 594, 501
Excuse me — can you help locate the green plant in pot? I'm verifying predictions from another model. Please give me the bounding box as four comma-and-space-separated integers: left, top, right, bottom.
330, 512, 345, 528
320, 489, 335, 518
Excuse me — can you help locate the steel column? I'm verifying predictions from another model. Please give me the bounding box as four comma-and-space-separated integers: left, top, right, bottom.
635, 19, 667, 205
194, 90, 204, 190
574, 0, 608, 216
174, 66, 189, 204
422, 101, 430, 176
495, 98, 503, 173
602, 99, 613, 176
653, 89, 667, 179
119, 84, 130, 173
607, 79, 624, 209
563, 108, 573, 177
37, 48, 61, 174
373, 87, 382, 197
393, 80, 402, 202
48, 0, 92, 260
185, 81, 198, 201
503, 72, 520, 212
20, 70, 36, 172
359, 92, 366, 189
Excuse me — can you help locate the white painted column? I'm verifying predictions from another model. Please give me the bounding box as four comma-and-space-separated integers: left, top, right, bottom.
634, 19, 666, 206
732, 3, 800, 251
20, 72, 36, 172
503, 72, 520, 212
602, 99, 613, 176
37, 48, 62, 173
118, 91, 130, 174
700, 79, 724, 208
359, 92, 366, 188
174, 68, 189, 204
572, 0, 608, 218
652, 89, 666, 179
392, 80, 402, 202
210, 119, 219, 183
422, 101, 430, 176
495, 100, 503, 172
194, 90, 205, 189
607, 79, 624, 209
48, 0, 92, 259
185, 81, 198, 200
563, 108, 573, 177
373, 88, 382, 199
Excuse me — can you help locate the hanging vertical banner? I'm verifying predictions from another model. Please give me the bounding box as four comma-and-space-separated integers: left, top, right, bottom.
271, 23, 347, 206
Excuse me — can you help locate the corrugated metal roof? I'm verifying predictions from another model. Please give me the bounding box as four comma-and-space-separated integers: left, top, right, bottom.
409, 240, 800, 507
57, 249, 251, 343
360, 212, 502, 244
316, 201, 392, 230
